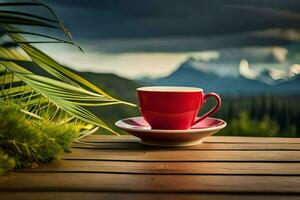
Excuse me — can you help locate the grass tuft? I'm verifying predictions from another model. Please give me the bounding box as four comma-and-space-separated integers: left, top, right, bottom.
0, 99, 79, 173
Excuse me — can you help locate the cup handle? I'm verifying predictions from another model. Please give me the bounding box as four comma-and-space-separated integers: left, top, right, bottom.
192, 92, 221, 126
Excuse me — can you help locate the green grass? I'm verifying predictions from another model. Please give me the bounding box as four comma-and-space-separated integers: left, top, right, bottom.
0, 99, 79, 174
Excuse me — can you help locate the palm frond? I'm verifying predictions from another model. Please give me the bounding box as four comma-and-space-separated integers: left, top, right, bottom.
2, 25, 134, 106
0, 46, 30, 62
0, 62, 119, 134
0, 0, 136, 135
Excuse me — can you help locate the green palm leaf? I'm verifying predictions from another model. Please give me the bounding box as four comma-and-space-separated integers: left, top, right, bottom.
0, 0, 136, 136
0, 61, 120, 134
0, 47, 30, 62
2, 26, 134, 106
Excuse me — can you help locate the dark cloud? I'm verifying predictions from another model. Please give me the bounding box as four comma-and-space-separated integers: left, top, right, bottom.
44, 0, 300, 38
80, 33, 292, 53
42, 0, 300, 51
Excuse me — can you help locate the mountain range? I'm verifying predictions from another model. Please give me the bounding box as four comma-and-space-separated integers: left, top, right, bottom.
138, 57, 300, 95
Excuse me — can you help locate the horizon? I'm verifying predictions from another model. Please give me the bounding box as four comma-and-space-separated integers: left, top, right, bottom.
40, 44, 296, 80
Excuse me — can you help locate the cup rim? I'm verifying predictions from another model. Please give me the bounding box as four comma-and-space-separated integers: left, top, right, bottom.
137, 86, 203, 92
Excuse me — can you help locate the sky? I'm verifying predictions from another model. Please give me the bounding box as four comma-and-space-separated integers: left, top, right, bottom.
36, 0, 300, 79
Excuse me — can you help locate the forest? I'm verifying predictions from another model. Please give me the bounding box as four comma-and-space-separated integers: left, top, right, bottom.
214, 95, 300, 137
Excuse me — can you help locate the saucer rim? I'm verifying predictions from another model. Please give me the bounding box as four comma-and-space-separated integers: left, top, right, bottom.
115, 116, 227, 133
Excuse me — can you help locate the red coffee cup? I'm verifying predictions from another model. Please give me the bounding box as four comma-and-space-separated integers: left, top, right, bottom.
137, 86, 221, 130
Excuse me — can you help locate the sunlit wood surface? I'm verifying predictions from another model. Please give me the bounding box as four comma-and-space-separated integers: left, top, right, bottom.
1, 135, 300, 200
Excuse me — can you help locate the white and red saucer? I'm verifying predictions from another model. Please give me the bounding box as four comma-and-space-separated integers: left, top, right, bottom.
115, 117, 226, 146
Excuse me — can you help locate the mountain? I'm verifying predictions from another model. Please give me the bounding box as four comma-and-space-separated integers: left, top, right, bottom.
256, 69, 276, 85
139, 57, 300, 95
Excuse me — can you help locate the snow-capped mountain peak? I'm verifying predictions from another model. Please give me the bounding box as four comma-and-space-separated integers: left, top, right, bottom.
288, 64, 300, 78
239, 59, 259, 79
268, 68, 286, 80
238, 59, 300, 84
180, 57, 208, 72
266, 64, 300, 82
176, 57, 300, 86
140, 56, 300, 94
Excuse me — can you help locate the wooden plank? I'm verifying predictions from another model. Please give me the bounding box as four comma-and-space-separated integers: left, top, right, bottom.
72, 142, 300, 150
18, 161, 300, 175
204, 136, 300, 144
81, 135, 300, 144
1, 173, 300, 193
1, 192, 300, 200
63, 149, 300, 162
80, 135, 139, 143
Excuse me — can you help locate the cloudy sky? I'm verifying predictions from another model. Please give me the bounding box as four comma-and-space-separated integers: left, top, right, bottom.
37, 0, 300, 79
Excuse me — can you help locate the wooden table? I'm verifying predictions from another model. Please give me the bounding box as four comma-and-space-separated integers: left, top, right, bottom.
1, 135, 300, 200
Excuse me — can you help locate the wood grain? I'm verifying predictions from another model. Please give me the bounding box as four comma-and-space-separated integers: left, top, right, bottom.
81, 135, 300, 144
1, 192, 300, 200
3, 135, 300, 199
1, 173, 300, 193
18, 161, 300, 175
63, 148, 300, 162
204, 136, 300, 144
72, 142, 300, 150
